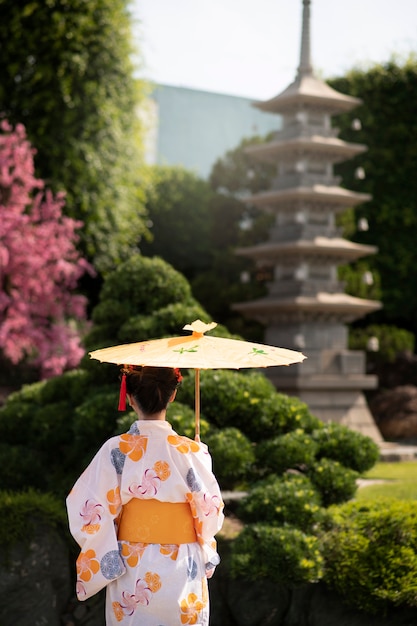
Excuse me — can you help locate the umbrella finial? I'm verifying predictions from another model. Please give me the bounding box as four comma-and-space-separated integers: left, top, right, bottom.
183, 320, 217, 336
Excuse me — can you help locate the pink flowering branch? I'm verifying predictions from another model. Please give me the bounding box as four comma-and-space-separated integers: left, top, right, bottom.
0, 118, 94, 378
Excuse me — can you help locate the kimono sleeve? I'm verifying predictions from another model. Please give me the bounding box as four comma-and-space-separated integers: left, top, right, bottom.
66, 440, 126, 601
186, 444, 225, 578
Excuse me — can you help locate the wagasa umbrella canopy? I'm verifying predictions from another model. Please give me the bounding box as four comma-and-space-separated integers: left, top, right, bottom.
89, 320, 306, 439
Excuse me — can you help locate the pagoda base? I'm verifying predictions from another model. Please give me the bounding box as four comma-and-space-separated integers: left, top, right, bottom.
267, 372, 383, 443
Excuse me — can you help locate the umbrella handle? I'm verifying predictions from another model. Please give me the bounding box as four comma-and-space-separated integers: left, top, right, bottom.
195, 369, 200, 442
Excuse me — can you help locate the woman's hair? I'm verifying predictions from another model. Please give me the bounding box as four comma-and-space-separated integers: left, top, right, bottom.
124, 366, 181, 415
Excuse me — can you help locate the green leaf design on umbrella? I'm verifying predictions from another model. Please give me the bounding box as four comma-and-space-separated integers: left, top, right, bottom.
174, 345, 200, 354
250, 348, 269, 356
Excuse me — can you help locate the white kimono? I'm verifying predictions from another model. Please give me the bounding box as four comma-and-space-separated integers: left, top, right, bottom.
66, 420, 224, 625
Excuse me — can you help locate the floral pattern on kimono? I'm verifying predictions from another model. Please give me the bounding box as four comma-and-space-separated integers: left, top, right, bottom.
67, 420, 224, 625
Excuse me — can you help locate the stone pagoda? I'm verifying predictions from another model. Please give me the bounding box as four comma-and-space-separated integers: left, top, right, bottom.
235, 0, 382, 441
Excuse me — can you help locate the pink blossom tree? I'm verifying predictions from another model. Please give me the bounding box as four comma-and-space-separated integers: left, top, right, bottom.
0, 118, 92, 378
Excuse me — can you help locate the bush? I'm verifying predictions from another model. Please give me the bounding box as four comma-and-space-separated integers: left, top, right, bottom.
0, 444, 45, 492
167, 402, 212, 440
253, 394, 322, 440
88, 255, 198, 346
205, 427, 255, 490
230, 523, 324, 585
0, 489, 66, 557
178, 369, 277, 437
238, 474, 325, 533
308, 458, 358, 506
323, 498, 417, 614
118, 302, 209, 343
312, 422, 380, 473
256, 429, 318, 475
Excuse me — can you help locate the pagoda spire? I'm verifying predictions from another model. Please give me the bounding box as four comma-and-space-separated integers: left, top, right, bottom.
235, 0, 383, 443
297, 0, 313, 78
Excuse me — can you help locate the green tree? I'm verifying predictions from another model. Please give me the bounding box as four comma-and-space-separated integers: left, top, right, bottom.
0, 0, 148, 271
329, 58, 417, 337
195, 136, 276, 339
139, 161, 268, 340
140, 166, 214, 279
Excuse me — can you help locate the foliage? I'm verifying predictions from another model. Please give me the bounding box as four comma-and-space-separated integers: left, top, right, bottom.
338, 260, 381, 302
178, 369, 278, 438
0, 253, 384, 600
116, 302, 210, 345
329, 58, 417, 337
238, 474, 326, 533
307, 458, 359, 507
205, 427, 255, 489
140, 166, 214, 278
0, 255, 210, 495
0, 0, 148, 271
312, 422, 380, 473
85, 254, 204, 350
0, 489, 66, 554
322, 498, 417, 613
252, 394, 322, 438
349, 324, 415, 364
0, 119, 91, 378
231, 523, 324, 585
255, 429, 319, 475
139, 160, 269, 340
209, 134, 276, 196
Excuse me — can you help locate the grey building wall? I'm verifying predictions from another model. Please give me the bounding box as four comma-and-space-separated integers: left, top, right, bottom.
144, 84, 281, 179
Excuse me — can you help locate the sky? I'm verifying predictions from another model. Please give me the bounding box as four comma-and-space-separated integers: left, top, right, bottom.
130, 0, 417, 100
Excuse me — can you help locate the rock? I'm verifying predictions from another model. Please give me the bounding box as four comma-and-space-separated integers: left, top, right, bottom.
209, 579, 417, 626
369, 385, 417, 440
0, 520, 72, 626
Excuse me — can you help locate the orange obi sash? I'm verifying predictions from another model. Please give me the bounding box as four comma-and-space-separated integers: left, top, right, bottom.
118, 498, 197, 544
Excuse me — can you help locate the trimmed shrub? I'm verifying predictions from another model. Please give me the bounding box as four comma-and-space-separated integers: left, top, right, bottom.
323, 498, 417, 614
0, 444, 45, 492
92, 255, 194, 325
255, 429, 318, 475
230, 523, 324, 585
179, 369, 277, 436
117, 302, 209, 343
308, 458, 358, 506
167, 402, 211, 441
253, 394, 322, 440
238, 474, 325, 533
312, 422, 380, 473
0, 489, 66, 556
205, 427, 255, 490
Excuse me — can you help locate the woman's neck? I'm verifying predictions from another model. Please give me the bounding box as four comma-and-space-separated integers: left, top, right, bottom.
138, 411, 167, 421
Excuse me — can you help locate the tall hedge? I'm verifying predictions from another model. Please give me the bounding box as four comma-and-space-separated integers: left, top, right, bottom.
330, 58, 417, 337
0, 0, 148, 270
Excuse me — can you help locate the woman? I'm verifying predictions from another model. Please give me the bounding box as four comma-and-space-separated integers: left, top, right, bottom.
66, 366, 224, 625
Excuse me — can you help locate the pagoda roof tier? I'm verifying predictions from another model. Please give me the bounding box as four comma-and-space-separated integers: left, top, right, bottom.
245, 135, 367, 164
245, 184, 371, 209
234, 292, 381, 324
255, 74, 361, 115
237, 237, 377, 263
